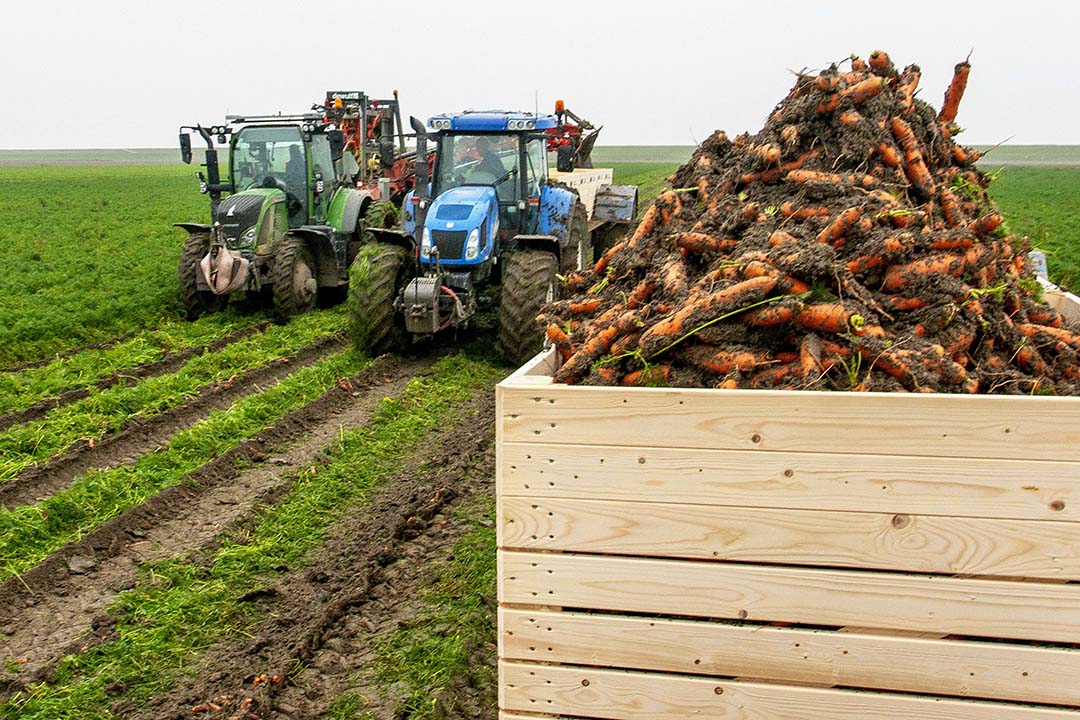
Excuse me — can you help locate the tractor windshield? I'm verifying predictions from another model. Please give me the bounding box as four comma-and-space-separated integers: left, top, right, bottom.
434, 133, 519, 202
231, 126, 307, 218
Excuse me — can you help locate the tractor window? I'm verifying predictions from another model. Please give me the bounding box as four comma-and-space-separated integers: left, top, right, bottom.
434, 133, 519, 202
525, 138, 547, 198
231, 126, 304, 193
309, 135, 334, 189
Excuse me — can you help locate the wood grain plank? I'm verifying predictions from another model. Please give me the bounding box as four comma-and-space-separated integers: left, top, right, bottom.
499, 551, 1080, 643
498, 496, 1080, 578
500, 661, 1080, 719
498, 378, 1080, 461
499, 609, 1080, 706
499, 442, 1078, 522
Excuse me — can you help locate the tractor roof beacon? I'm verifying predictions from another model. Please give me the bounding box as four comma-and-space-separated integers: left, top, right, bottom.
175, 98, 409, 322
347, 103, 638, 366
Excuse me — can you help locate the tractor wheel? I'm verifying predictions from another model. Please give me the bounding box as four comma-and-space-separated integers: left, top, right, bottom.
178, 232, 227, 319
348, 242, 407, 357
272, 234, 318, 322
559, 199, 591, 275
497, 249, 558, 366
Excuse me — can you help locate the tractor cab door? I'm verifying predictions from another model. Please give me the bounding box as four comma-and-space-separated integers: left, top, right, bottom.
307, 133, 335, 224
232, 125, 309, 226
522, 136, 548, 235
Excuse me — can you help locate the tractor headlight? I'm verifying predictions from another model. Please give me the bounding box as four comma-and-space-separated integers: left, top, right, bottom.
421, 227, 431, 259
465, 228, 480, 260
241, 227, 257, 244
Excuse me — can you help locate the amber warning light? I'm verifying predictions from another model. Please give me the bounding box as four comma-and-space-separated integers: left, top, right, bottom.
555, 99, 565, 114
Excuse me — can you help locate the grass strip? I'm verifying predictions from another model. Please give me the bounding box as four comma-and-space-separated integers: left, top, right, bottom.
1, 354, 503, 719
0, 347, 368, 582
0, 308, 347, 481
343, 498, 498, 720
0, 312, 265, 416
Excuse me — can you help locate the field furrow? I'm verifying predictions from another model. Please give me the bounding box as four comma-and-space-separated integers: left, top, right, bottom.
0, 321, 269, 432
0, 354, 504, 719
0, 352, 434, 698
0, 309, 348, 483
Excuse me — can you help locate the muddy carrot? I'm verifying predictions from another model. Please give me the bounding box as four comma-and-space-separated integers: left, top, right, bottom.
968, 213, 1004, 235
743, 303, 798, 327
890, 116, 935, 196
750, 362, 800, 388
680, 346, 767, 374
675, 232, 737, 255
897, 65, 921, 114
742, 260, 810, 294
556, 311, 643, 383
768, 230, 800, 247
939, 57, 972, 124
882, 253, 966, 291
938, 188, 963, 227
594, 239, 627, 275
817, 207, 863, 247
1026, 306, 1064, 328
610, 331, 641, 356
930, 235, 974, 251
796, 303, 858, 334
815, 94, 841, 114
851, 57, 868, 72
621, 365, 671, 386
868, 49, 895, 76
952, 145, 980, 165
815, 73, 841, 92
842, 76, 888, 104
1015, 344, 1050, 375
877, 143, 902, 168
886, 295, 929, 311
839, 110, 863, 127
752, 143, 782, 165
545, 323, 573, 362
1016, 323, 1080, 351
625, 279, 656, 310
626, 205, 657, 250
780, 124, 799, 147
640, 276, 778, 352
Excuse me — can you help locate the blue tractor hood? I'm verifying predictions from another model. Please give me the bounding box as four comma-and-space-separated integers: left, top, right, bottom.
422, 185, 499, 265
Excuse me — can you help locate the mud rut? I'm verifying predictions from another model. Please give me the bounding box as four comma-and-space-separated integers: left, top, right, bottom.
0, 330, 345, 510
0, 353, 440, 699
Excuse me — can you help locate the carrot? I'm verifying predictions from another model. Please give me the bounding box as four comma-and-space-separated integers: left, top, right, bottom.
743, 151, 819, 185
743, 302, 798, 327
817, 207, 863, 247
869, 50, 895, 77
656, 191, 683, 226
563, 271, 588, 293
785, 169, 879, 188
851, 57, 868, 73
715, 378, 739, 389
877, 143, 901, 168
551, 298, 602, 316
784, 205, 830, 221
799, 334, 824, 378
594, 365, 619, 384
639, 276, 778, 353
675, 232, 737, 255
780, 124, 799, 147
1026, 306, 1064, 328
594, 239, 627, 275
742, 260, 810, 294
945, 326, 977, 359
796, 303, 858, 334
752, 143, 782, 165
545, 323, 573, 362
897, 65, 921, 114
889, 116, 935, 196
556, 311, 643, 384
939, 57, 972, 124
680, 346, 767, 375
626, 205, 657, 250
1015, 344, 1050, 375
768, 230, 800, 247
968, 213, 1004, 235
930, 235, 974, 251
886, 295, 929, 311
938, 187, 963, 227
750, 362, 800, 388
841, 76, 888, 105
1016, 323, 1080, 351
952, 145, 980, 165
610, 331, 641, 356
882, 252, 966, 291
625, 279, 656, 310
621, 365, 671, 386
859, 346, 918, 388
659, 257, 689, 297
815, 73, 841, 92
839, 110, 863, 127
815, 94, 841, 114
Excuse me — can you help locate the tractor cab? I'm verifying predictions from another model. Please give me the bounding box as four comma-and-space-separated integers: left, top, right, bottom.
409, 111, 559, 270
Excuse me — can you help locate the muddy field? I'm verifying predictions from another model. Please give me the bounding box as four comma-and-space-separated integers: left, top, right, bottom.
0, 316, 506, 719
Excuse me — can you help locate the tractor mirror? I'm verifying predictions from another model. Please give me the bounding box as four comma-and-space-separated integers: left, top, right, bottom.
179, 133, 192, 164
327, 130, 345, 162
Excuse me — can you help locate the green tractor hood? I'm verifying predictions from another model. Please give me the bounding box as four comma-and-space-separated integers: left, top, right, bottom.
212, 189, 280, 251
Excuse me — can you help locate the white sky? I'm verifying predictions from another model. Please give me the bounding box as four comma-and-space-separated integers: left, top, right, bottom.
1, 0, 1077, 149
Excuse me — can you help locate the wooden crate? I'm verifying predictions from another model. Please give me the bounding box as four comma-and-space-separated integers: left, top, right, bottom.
496, 337, 1080, 719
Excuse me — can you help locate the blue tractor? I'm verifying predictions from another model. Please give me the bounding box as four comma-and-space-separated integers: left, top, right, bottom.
348, 108, 636, 365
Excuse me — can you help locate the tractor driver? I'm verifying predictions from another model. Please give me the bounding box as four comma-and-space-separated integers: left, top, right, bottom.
284, 144, 306, 194
473, 136, 505, 180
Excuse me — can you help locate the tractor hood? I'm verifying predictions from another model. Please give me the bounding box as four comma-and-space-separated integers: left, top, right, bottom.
422, 185, 498, 265
212, 189, 278, 250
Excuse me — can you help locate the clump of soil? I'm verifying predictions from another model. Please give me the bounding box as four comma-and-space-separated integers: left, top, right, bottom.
542, 51, 1080, 394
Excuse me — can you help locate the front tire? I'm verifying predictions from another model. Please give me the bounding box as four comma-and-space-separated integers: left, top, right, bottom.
497, 250, 558, 366
272, 234, 318, 322
178, 232, 227, 319
348, 243, 408, 356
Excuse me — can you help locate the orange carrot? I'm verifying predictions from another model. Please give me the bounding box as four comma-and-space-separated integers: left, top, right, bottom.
851, 57, 868, 73
743, 303, 798, 327
626, 205, 657, 250
796, 303, 857, 334
1016, 323, 1080, 351
563, 272, 588, 293
868, 50, 895, 76
680, 346, 767, 375
562, 298, 602, 315
839, 110, 863, 127
621, 365, 671, 386
610, 331, 641, 356
952, 145, 980, 165
752, 143, 782, 165
939, 57, 972, 124
742, 260, 810, 294
817, 207, 863, 247
675, 232, 737, 255
877, 143, 901, 168
768, 230, 800, 247
659, 257, 689, 297
594, 365, 618, 384
785, 169, 879, 188
799, 334, 824, 378
1015, 345, 1049, 375
897, 65, 921, 114
938, 187, 962, 227
815, 73, 841, 92
815, 94, 841, 114
545, 323, 573, 362
780, 124, 799, 147
656, 191, 683, 226
890, 116, 935, 196
594, 239, 627, 275
882, 252, 966, 292
625, 279, 656, 310
886, 295, 929, 311
930, 235, 974, 251
556, 311, 643, 383
841, 76, 888, 105
1026, 306, 1064, 328
968, 213, 1004, 235
750, 362, 800, 388
640, 276, 778, 353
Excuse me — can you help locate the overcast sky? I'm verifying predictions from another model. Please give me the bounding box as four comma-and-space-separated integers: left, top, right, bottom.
1, 0, 1077, 149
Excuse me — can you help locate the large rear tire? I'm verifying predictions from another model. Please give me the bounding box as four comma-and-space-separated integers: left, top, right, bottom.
272, 234, 318, 322
178, 232, 227, 319
348, 242, 408, 356
497, 249, 558, 366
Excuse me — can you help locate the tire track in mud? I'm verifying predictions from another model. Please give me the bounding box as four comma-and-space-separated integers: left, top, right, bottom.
0, 331, 347, 510
145, 390, 500, 720
0, 354, 438, 698
0, 322, 270, 433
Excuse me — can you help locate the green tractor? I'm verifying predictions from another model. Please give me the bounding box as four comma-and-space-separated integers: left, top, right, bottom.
176, 113, 381, 320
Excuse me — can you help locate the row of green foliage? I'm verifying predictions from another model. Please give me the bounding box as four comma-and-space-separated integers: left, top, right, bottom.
327, 497, 498, 720
0, 312, 265, 415
0, 308, 347, 482
0, 165, 208, 365
0, 347, 369, 582
1, 354, 504, 719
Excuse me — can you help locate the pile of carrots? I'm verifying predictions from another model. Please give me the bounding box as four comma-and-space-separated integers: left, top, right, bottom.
540, 51, 1080, 393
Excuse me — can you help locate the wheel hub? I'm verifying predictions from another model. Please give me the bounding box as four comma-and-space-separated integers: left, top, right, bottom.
294, 261, 316, 303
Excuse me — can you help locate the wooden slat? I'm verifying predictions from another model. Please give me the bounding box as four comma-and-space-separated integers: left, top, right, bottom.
500, 551, 1080, 643
500, 609, 1080, 706
498, 371, 1080, 461
499, 442, 1079, 522
499, 496, 1080, 579
500, 661, 1080, 719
